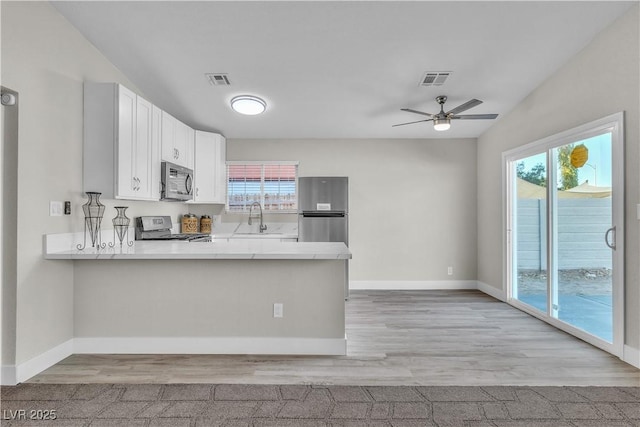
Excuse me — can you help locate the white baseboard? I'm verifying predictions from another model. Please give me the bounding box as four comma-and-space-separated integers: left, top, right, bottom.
9, 339, 74, 384
1, 365, 17, 386
476, 281, 507, 301
74, 336, 347, 356
349, 280, 478, 290
623, 345, 640, 369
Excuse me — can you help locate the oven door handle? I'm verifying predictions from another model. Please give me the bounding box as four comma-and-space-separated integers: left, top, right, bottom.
185, 173, 193, 195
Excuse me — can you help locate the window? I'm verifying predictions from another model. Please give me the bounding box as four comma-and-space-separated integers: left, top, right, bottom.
226, 162, 298, 213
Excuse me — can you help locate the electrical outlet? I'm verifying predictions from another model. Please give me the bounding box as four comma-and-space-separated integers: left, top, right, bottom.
447, 266, 453, 276
49, 201, 63, 216
273, 303, 283, 318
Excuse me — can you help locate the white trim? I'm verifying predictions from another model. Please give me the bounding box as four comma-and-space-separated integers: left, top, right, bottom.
502, 112, 624, 160
73, 336, 346, 356
476, 281, 506, 302
623, 345, 640, 369
14, 339, 73, 384
1, 365, 17, 386
349, 280, 477, 290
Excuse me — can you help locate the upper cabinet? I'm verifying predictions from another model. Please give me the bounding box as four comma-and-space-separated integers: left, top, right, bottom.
161, 111, 194, 169
83, 83, 160, 201
193, 131, 227, 204
150, 105, 163, 200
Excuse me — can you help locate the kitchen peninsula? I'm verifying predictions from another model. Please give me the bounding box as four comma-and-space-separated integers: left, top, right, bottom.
45, 237, 350, 356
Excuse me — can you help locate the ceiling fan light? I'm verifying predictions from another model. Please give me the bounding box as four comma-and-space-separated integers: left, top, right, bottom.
230, 95, 266, 115
433, 118, 451, 131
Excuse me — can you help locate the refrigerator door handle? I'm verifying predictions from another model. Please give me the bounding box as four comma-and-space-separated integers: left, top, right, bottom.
301, 211, 346, 218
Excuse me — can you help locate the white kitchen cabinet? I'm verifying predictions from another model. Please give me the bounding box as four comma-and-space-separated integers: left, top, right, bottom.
83, 83, 160, 201
150, 105, 162, 200
193, 131, 227, 204
161, 111, 194, 169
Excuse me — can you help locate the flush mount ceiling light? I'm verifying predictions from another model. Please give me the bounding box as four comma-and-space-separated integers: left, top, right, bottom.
433, 118, 451, 131
230, 95, 266, 115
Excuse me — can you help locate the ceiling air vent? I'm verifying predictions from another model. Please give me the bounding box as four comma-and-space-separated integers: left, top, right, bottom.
205, 73, 231, 86
419, 71, 452, 87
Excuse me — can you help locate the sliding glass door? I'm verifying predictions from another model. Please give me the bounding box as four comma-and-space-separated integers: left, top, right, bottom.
512, 151, 548, 314
552, 135, 614, 342
505, 113, 623, 356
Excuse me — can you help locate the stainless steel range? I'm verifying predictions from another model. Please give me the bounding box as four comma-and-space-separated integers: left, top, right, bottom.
135, 216, 211, 242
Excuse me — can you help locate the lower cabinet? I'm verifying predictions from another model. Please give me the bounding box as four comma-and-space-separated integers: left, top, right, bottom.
193, 131, 227, 204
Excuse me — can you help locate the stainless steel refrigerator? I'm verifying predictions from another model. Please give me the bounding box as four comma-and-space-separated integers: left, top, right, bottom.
298, 177, 349, 296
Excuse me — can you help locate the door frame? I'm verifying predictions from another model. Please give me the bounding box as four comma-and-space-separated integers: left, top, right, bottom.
502, 112, 624, 357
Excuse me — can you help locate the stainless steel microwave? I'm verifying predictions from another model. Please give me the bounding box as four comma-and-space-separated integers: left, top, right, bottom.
161, 161, 193, 201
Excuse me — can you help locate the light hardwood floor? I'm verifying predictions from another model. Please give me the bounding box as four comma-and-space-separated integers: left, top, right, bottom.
29, 290, 640, 386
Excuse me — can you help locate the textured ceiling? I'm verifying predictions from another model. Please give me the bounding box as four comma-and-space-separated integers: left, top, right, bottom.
53, 1, 634, 139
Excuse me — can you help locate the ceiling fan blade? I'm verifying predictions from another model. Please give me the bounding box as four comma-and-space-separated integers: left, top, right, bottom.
446, 99, 483, 115
400, 108, 434, 117
451, 114, 499, 120
392, 119, 433, 127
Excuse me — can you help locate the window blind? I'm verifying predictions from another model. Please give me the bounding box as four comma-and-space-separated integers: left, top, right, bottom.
226, 162, 298, 213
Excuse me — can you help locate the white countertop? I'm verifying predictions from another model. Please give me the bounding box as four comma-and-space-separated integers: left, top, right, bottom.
45, 239, 351, 260
210, 222, 298, 239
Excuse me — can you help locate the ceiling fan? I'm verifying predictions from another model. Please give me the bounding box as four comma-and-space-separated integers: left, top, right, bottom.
393, 96, 498, 131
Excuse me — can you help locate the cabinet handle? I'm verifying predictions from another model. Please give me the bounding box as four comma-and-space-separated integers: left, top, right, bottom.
177, 149, 180, 159
196, 187, 199, 197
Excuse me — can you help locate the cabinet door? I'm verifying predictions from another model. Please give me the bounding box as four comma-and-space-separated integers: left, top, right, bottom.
134, 95, 153, 199
116, 85, 137, 198
185, 126, 195, 170
193, 131, 216, 202
161, 111, 177, 163
174, 120, 188, 166
212, 134, 227, 204
150, 105, 162, 200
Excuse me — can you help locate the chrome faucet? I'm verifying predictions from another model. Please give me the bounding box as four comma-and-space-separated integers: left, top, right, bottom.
248, 202, 267, 233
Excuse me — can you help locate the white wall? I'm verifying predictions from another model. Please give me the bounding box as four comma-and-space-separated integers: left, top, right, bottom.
477, 6, 639, 349
74, 260, 345, 339
0, 2, 188, 367
227, 138, 478, 282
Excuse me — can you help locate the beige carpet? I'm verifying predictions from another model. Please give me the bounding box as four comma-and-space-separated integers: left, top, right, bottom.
1, 384, 640, 426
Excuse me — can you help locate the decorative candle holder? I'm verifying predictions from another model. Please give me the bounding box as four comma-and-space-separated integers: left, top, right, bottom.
77, 191, 106, 250
109, 206, 133, 247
